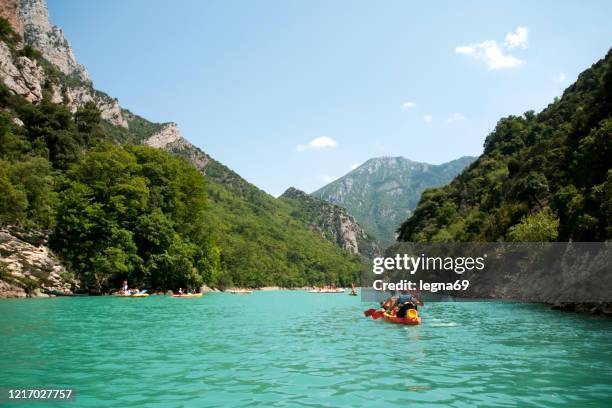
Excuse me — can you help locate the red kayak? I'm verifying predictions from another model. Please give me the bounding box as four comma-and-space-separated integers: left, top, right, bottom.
382, 311, 421, 325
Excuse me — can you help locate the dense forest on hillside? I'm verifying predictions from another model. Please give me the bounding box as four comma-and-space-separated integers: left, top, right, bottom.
0, 19, 363, 292
398, 49, 612, 242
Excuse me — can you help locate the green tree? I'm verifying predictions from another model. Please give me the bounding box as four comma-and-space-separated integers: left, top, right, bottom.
507, 209, 560, 242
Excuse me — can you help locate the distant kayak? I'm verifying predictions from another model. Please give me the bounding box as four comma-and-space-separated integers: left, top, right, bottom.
114, 292, 149, 298
382, 310, 421, 325
172, 293, 203, 298
228, 290, 252, 294
309, 288, 345, 293
348, 292, 358, 296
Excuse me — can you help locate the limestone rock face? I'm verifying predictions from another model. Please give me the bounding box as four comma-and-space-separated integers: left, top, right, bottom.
0, 41, 45, 102
63, 86, 128, 128
280, 187, 381, 258
0, 1, 129, 127
19, 0, 89, 80
144, 122, 184, 148
144, 123, 210, 171
0, 227, 78, 298
0, 0, 23, 36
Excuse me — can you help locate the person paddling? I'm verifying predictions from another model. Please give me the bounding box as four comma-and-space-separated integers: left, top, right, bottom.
395, 290, 423, 318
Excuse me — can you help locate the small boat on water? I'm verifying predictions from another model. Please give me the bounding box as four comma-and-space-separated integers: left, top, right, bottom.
309, 288, 345, 293
228, 289, 253, 294
381, 309, 421, 325
114, 290, 149, 298
172, 293, 203, 298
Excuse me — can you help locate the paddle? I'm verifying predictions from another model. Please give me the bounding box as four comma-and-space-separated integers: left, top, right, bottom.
372, 310, 385, 319
364, 308, 386, 319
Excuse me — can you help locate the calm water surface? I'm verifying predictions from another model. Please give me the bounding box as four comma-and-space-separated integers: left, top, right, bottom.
1, 292, 612, 407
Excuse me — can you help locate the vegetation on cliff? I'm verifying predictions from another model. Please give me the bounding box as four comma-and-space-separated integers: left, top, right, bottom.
280, 187, 381, 259
0, 18, 362, 292
398, 49, 612, 242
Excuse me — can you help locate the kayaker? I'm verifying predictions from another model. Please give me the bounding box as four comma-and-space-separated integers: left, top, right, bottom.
395, 290, 423, 318
382, 290, 398, 310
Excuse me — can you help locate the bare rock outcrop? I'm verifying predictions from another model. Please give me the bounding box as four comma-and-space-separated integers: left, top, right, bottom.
0, 0, 23, 36
144, 123, 210, 171
63, 86, 128, 128
19, 0, 88, 80
0, 41, 44, 102
280, 187, 381, 258
143, 122, 184, 148
0, 227, 78, 298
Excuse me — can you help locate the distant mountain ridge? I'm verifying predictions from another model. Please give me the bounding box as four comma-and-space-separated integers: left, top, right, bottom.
312, 156, 476, 245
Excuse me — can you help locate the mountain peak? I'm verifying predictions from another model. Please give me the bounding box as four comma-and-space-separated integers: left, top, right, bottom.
280, 186, 308, 199
312, 155, 476, 244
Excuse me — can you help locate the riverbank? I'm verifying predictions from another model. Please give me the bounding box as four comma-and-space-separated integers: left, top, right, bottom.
0, 228, 77, 298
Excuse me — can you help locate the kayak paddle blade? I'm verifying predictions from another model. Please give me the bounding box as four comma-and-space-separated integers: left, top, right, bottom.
364, 308, 376, 317
372, 310, 385, 320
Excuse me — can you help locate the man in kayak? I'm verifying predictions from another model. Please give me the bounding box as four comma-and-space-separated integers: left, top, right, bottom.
382, 290, 423, 317
395, 290, 423, 318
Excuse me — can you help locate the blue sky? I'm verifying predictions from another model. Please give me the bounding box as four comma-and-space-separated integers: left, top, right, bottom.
48, 0, 612, 196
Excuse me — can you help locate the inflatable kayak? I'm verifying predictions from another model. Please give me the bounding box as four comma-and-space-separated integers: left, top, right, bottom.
309, 288, 345, 293
114, 290, 149, 297
172, 293, 203, 298
382, 310, 421, 325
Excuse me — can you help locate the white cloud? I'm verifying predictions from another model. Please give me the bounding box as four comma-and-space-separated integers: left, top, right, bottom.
456, 27, 527, 71
423, 115, 433, 123
296, 136, 337, 152
320, 175, 338, 183
553, 72, 566, 83
447, 112, 466, 122
456, 40, 523, 70
504, 26, 528, 49
402, 101, 416, 109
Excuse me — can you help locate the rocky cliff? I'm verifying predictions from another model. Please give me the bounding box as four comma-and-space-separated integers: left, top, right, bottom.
312, 156, 476, 245
0, 0, 128, 128
0, 0, 23, 36
0, 227, 78, 297
280, 187, 381, 258
0, 40, 47, 102
144, 122, 211, 171
19, 0, 88, 80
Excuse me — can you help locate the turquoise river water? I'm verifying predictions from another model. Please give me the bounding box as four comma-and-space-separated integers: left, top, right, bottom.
1, 291, 612, 407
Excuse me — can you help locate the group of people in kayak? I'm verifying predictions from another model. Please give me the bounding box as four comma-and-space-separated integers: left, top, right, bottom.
382, 290, 423, 318
176, 288, 199, 295
117, 280, 143, 296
